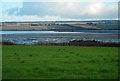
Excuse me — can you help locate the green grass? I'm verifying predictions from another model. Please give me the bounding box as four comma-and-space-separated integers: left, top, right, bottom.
0, 46, 2, 80
96, 25, 118, 30
2, 45, 119, 79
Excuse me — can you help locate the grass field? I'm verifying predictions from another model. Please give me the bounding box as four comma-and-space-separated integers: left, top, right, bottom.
2, 45, 119, 79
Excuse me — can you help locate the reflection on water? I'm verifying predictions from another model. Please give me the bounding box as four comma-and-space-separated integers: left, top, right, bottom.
1, 30, 119, 44
1, 30, 119, 34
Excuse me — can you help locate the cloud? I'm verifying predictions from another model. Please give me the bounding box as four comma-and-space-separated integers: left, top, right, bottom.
80, 2, 118, 19
2, 15, 78, 21
3, 2, 118, 21
5, 7, 19, 15
2, 0, 119, 2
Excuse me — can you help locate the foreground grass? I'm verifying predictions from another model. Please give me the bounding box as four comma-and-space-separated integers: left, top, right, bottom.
0, 46, 2, 79
2, 45, 119, 79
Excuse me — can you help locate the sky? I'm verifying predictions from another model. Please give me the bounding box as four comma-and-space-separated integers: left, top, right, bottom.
0, 0, 119, 21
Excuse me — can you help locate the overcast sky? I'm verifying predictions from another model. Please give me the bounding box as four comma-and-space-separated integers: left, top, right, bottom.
1, 0, 119, 21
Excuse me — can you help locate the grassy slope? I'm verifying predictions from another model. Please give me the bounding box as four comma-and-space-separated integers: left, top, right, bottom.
95, 25, 118, 30
2, 45, 119, 79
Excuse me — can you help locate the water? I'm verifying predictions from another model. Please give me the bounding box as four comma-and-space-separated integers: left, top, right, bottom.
1, 31, 55, 34
1, 30, 119, 44
1, 30, 119, 34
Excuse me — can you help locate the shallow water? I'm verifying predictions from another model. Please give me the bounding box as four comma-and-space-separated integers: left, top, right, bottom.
1, 30, 120, 44
1, 30, 119, 34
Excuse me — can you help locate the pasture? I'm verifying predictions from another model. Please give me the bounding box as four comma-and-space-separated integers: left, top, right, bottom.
2, 45, 119, 79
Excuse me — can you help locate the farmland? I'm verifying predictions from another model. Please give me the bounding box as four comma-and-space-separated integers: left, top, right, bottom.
2, 45, 119, 79
1, 20, 119, 31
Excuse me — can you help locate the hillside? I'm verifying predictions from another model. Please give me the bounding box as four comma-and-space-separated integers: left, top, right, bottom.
1, 20, 119, 31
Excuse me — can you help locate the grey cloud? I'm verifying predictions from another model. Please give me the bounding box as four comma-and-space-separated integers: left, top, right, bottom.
6, 7, 19, 15
6, 2, 118, 20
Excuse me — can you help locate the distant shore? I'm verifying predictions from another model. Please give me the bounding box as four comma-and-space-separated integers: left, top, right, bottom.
1, 20, 119, 31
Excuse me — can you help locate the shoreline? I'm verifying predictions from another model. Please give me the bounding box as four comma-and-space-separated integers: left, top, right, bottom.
1, 40, 120, 47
